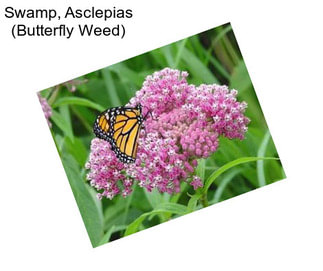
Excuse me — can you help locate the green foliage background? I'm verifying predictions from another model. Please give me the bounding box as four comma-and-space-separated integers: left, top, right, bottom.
39, 23, 286, 247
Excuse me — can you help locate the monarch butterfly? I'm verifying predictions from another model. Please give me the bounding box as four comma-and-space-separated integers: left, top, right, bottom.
93, 104, 147, 164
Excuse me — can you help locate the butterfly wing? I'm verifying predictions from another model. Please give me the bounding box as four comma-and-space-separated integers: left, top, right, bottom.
110, 108, 142, 163
93, 111, 112, 142
93, 105, 143, 163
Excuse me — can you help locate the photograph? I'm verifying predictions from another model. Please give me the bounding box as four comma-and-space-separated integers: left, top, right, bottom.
37, 22, 286, 248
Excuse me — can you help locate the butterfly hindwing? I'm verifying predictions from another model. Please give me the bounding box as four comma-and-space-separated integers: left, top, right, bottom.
93, 111, 111, 142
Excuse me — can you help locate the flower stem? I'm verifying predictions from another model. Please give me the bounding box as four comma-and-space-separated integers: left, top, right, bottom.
200, 193, 209, 208
48, 85, 60, 105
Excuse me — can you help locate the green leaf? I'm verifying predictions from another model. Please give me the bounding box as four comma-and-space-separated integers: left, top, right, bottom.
101, 68, 122, 107
144, 188, 164, 209
229, 60, 252, 93
124, 203, 188, 236
212, 24, 233, 47
207, 53, 231, 80
70, 105, 94, 133
99, 225, 116, 246
98, 225, 127, 246
109, 63, 145, 88
257, 131, 271, 187
150, 49, 168, 67
170, 182, 187, 204
103, 200, 127, 231
62, 154, 104, 247
212, 168, 241, 203
58, 105, 72, 131
53, 132, 64, 153
187, 156, 279, 211
219, 30, 240, 67
181, 47, 219, 84
64, 137, 88, 167
196, 159, 206, 182
104, 201, 127, 228
161, 45, 175, 68
52, 97, 105, 112
174, 38, 188, 68
187, 194, 201, 212
123, 185, 136, 225
51, 110, 74, 141
203, 157, 279, 193
82, 78, 109, 108
157, 202, 188, 214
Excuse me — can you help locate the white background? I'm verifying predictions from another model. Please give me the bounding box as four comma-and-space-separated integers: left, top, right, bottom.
0, 0, 322, 270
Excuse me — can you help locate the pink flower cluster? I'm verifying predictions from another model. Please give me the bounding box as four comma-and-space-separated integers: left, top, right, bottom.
86, 138, 133, 199
37, 92, 52, 127
86, 68, 250, 199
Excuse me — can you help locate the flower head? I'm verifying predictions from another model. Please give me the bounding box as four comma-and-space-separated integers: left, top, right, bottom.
86, 68, 250, 199
85, 138, 133, 199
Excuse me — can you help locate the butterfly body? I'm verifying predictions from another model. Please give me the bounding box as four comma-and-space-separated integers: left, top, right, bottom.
93, 104, 144, 163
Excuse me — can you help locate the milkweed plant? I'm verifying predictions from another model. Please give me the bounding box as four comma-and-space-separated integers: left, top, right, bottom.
85, 68, 250, 200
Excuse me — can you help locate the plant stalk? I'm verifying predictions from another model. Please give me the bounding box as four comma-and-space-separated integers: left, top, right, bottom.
200, 193, 209, 208
48, 85, 60, 105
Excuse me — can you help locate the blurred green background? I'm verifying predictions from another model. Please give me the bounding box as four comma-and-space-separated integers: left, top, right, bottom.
39, 23, 285, 247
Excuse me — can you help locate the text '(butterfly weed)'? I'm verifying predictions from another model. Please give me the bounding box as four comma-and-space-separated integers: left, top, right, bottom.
86, 68, 250, 200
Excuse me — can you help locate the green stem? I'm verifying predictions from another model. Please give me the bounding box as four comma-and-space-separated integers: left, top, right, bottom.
123, 185, 135, 224
200, 193, 209, 207
48, 85, 60, 105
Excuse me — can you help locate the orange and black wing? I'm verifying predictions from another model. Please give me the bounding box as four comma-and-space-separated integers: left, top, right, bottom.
93, 105, 143, 163
93, 111, 112, 142
110, 108, 143, 163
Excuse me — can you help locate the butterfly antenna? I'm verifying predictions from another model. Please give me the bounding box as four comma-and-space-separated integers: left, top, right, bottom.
143, 110, 154, 120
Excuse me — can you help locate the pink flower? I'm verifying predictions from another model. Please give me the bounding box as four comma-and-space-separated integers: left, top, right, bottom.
191, 176, 203, 190
37, 92, 52, 127
85, 139, 133, 199
86, 68, 250, 199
